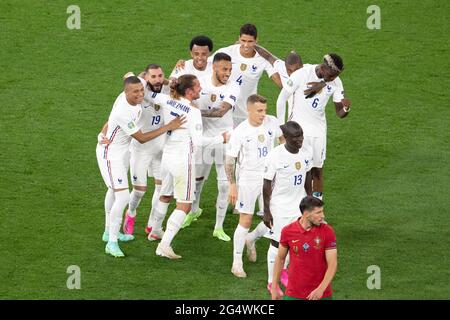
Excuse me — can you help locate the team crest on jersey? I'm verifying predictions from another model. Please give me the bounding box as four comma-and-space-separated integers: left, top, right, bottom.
295, 161, 302, 170
258, 134, 265, 142
211, 94, 217, 102
154, 104, 161, 111
128, 121, 135, 129
313, 236, 322, 249
240, 63, 247, 71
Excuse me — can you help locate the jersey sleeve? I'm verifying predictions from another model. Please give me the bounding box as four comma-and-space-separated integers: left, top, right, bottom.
324, 225, 337, 250
284, 68, 306, 95
263, 149, 277, 181
188, 109, 204, 148
264, 60, 276, 78
223, 83, 240, 107
279, 226, 290, 248
117, 113, 140, 136
332, 77, 345, 103
226, 129, 242, 158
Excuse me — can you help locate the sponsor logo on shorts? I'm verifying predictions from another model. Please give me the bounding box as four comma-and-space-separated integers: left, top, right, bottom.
118, 178, 123, 184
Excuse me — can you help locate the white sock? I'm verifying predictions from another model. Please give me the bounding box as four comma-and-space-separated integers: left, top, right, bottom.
149, 200, 170, 231
147, 184, 162, 228
233, 224, 249, 264
160, 209, 186, 246
215, 180, 229, 230
267, 244, 278, 284
192, 180, 205, 213
247, 221, 268, 243
104, 188, 115, 232
128, 189, 145, 217
108, 189, 129, 242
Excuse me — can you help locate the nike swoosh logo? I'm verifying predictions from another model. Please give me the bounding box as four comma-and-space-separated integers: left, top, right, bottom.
292, 240, 300, 243
283, 165, 289, 168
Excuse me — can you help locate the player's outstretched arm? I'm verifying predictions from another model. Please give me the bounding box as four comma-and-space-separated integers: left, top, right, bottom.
255, 45, 278, 66
132, 115, 186, 144
334, 98, 352, 118
262, 179, 274, 228
201, 102, 232, 118
271, 245, 289, 300
225, 156, 237, 205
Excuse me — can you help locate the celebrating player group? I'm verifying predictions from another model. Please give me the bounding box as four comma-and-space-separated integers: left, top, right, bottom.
96, 23, 351, 300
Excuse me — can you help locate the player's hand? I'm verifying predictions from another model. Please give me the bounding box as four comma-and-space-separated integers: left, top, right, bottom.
98, 133, 110, 145
341, 98, 352, 109
263, 211, 273, 229
123, 71, 135, 80
228, 183, 238, 205
175, 60, 186, 70
304, 81, 326, 98
222, 131, 230, 143
271, 283, 283, 300
167, 115, 187, 130
306, 287, 325, 300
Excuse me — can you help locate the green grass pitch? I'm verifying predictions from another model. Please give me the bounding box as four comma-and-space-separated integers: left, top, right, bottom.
1, 0, 449, 299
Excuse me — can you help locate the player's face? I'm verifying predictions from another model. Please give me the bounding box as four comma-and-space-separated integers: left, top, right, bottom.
285, 62, 302, 76
286, 131, 304, 151
191, 45, 210, 70
125, 83, 145, 105
321, 64, 340, 82
145, 68, 165, 93
239, 34, 257, 54
307, 206, 325, 226
188, 79, 202, 100
213, 60, 232, 85
248, 102, 267, 125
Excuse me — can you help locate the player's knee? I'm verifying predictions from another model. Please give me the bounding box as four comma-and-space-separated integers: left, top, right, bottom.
133, 185, 147, 192
239, 214, 253, 228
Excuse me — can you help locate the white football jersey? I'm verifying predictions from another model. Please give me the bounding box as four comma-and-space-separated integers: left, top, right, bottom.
101, 92, 142, 161
264, 144, 313, 217
227, 115, 282, 182
169, 59, 213, 87
216, 44, 276, 119
196, 74, 241, 137
285, 64, 345, 137
130, 84, 170, 155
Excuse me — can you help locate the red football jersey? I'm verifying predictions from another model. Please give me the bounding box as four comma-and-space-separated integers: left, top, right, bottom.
280, 220, 337, 299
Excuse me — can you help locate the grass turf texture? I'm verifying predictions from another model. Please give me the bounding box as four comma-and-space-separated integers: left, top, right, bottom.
1, 0, 449, 299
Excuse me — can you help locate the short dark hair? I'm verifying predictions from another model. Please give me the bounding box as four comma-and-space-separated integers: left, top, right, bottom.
145, 64, 162, 72
124, 75, 142, 86
247, 93, 267, 105
300, 196, 324, 214
240, 23, 257, 39
190, 35, 213, 51
285, 52, 302, 66
328, 53, 344, 71
213, 52, 232, 63
280, 121, 303, 137
170, 74, 197, 99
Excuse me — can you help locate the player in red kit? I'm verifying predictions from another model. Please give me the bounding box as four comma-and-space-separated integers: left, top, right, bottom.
271, 196, 337, 300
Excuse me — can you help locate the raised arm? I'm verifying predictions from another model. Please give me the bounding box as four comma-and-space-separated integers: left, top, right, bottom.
201, 102, 233, 118
132, 116, 186, 144
276, 87, 292, 124
255, 45, 279, 66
